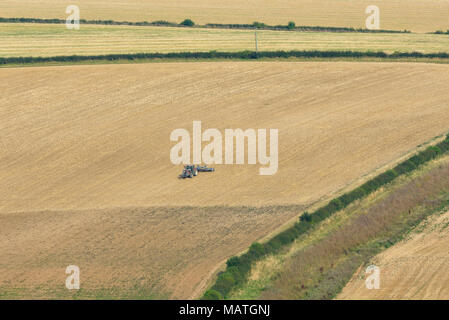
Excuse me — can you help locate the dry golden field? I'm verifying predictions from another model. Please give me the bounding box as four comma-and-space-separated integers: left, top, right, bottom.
0, 205, 303, 299
338, 210, 449, 299
3, 62, 449, 212
2, 61, 449, 298
1, 0, 449, 33
2, 23, 449, 58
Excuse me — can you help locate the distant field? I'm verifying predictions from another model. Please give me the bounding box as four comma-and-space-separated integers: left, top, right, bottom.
1, 0, 449, 33
338, 209, 449, 299
2, 23, 449, 58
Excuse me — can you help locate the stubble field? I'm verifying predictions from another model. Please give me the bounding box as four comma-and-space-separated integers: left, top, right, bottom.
2, 61, 449, 298
1, 0, 449, 33
338, 210, 449, 299
2, 23, 449, 58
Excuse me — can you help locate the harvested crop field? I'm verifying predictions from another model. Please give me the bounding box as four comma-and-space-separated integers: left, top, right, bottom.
0, 205, 303, 299
338, 210, 449, 300
2, 61, 449, 298
2, 0, 449, 33
2, 61, 449, 212
3, 23, 449, 58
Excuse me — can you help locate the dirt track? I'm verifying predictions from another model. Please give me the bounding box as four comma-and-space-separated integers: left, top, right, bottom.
2, 61, 449, 298
338, 210, 449, 300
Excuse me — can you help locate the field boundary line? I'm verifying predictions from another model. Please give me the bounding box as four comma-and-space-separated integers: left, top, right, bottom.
3, 50, 449, 67
0, 17, 411, 34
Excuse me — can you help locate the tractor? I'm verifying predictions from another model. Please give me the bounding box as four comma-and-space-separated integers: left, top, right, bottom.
179, 165, 198, 179
179, 165, 215, 178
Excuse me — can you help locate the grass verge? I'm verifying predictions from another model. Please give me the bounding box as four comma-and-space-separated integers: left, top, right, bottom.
259, 158, 449, 299
202, 134, 449, 299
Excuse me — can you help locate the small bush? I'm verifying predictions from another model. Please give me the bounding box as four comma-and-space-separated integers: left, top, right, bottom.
373, 169, 398, 187
287, 21, 296, 29
264, 238, 282, 253
275, 229, 297, 245
294, 221, 312, 234
227, 266, 245, 284
437, 139, 449, 152
300, 211, 312, 222
248, 242, 265, 259
340, 187, 366, 205
313, 207, 331, 221
226, 256, 240, 268
328, 198, 344, 212
213, 272, 235, 295
202, 290, 223, 300
180, 19, 195, 26
252, 21, 267, 28
393, 159, 416, 175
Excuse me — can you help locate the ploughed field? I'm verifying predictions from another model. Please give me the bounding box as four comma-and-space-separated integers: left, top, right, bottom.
2, 61, 449, 298
2, 0, 449, 33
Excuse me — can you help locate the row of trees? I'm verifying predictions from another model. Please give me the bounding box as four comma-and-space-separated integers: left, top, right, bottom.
203, 134, 449, 299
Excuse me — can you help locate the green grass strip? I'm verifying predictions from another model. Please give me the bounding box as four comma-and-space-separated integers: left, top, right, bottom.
202, 134, 449, 299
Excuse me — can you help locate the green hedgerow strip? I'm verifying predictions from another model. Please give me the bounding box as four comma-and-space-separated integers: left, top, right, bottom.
2, 50, 449, 65
202, 134, 449, 300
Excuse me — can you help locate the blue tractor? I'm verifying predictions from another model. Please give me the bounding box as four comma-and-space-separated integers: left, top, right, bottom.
179, 165, 215, 178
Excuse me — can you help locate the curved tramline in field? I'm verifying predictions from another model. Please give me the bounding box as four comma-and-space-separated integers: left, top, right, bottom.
2, 61, 449, 298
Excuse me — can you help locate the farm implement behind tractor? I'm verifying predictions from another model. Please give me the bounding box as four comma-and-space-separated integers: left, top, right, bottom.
197, 165, 215, 172
179, 165, 215, 179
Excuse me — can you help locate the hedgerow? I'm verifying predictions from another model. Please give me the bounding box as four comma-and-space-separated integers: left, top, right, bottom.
0, 17, 410, 33
3, 50, 449, 65
202, 134, 449, 299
